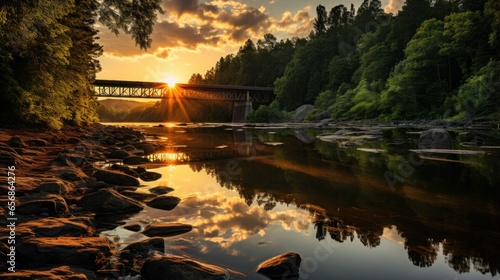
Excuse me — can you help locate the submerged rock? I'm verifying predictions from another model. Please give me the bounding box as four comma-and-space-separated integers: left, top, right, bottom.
146, 196, 181, 210
91, 169, 140, 186
142, 223, 192, 237
77, 188, 143, 214
141, 255, 229, 280
140, 171, 162, 182
17, 237, 113, 270
256, 252, 302, 280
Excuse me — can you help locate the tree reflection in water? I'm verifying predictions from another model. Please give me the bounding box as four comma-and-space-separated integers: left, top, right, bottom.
171, 126, 500, 276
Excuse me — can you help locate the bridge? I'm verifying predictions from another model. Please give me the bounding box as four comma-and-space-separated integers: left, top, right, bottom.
93, 79, 274, 122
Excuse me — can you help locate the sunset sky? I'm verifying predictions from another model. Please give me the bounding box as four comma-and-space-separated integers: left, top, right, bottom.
96, 0, 397, 84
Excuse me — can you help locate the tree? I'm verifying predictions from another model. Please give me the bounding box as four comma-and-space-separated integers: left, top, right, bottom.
314, 5, 328, 35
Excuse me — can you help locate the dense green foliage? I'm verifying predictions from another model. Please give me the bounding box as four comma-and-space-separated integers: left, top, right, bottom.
0, 0, 162, 129
192, 0, 499, 122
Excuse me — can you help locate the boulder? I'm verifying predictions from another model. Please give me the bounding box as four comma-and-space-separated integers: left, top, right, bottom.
7, 136, 27, 148
290, 105, 315, 122
146, 196, 181, 211
256, 252, 302, 280
54, 154, 88, 167
92, 169, 140, 186
18, 194, 69, 216
17, 237, 112, 270
107, 149, 131, 159
120, 237, 165, 259
110, 164, 139, 178
78, 188, 143, 214
142, 223, 192, 237
0, 266, 94, 280
123, 156, 149, 165
141, 255, 228, 280
16, 217, 95, 237
140, 171, 162, 182
149, 186, 174, 195
35, 179, 74, 195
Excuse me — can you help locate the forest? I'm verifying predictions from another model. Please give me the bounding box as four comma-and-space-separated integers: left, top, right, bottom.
0, 0, 163, 129
190, 0, 499, 123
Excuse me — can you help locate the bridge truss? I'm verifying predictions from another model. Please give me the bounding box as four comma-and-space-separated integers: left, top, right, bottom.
94, 80, 274, 103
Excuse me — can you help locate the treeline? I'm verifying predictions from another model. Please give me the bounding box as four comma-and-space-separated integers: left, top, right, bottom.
191, 0, 499, 122
0, 0, 162, 129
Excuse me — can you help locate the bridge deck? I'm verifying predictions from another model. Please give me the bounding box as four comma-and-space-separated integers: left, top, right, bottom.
94, 79, 274, 103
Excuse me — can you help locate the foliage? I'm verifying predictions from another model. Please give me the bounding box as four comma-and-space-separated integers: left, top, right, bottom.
0, 0, 162, 129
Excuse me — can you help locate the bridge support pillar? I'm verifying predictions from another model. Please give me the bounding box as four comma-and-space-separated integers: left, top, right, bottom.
232, 91, 252, 123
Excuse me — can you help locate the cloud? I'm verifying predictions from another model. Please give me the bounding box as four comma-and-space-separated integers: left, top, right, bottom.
97, 1, 314, 58
384, 0, 405, 14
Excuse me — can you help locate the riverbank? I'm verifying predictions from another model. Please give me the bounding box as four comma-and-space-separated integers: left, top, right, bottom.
0, 124, 300, 279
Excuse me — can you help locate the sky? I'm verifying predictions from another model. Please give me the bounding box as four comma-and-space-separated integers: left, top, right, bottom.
96, 0, 399, 84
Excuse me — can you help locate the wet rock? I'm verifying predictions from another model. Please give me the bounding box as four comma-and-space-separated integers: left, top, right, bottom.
141, 255, 228, 280
142, 223, 192, 237
149, 186, 174, 195
124, 223, 142, 232
17, 217, 95, 237
35, 179, 73, 195
54, 153, 88, 167
120, 237, 165, 259
96, 269, 121, 279
256, 252, 302, 280
0, 266, 95, 280
17, 237, 112, 269
18, 194, 69, 216
140, 171, 162, 182
78, 188, 143, 214
418, 128, 452, 150
92, 169, 140, 186
111, 164, 139, 177
123, 156, 149, 165
121, 190, 157, 202
51, 166, 88, 182
146, 196, 181, 211
108, 149, 131, 159
135, 142, 155, 155
7, 136, 27, 148
26, 138, 48, 147
135, 166, 147, 174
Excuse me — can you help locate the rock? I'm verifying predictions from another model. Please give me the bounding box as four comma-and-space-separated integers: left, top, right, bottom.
35, 179, 73, 195
17, 194, 69, 216
17, 237, 112, 270
0, 266, 95, 280
51, 166, 88, 181
149, 186, 174, 195
78, 188, 143, 214
142, 223, 192, 237
107, 149, 131, 159
111, 164, 139, 177
26, 138, 48, 146
54, 153, 88, 167
256, 252, 302, 280
7, 136, 27, 148
146, 196, 181, 211
123, 156, 149, 165
92, 169, 140, 186
16, 217, 95, 237
135, 166, 147, 174
418, 128, 452, 150
0, 150, 19, 165
67, 137, 82, 144
123, 223, 142, 232
134, 142, 156, 155
120, 190, 157, 202
290, 104, 315, 122
140, 171, 162, 182
120, 237, 165, 259
141, 255, 228, 280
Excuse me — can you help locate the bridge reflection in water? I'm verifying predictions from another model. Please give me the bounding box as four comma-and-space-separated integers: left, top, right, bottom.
146, 129, 258, 164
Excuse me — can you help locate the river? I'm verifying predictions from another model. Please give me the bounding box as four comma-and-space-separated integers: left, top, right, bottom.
101, 122, 500, 279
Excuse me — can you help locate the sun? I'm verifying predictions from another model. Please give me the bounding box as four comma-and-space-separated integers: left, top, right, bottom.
164, 76, 177, 88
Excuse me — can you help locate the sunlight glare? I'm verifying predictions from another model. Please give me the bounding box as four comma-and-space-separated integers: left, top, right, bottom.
165, 76, 177, 88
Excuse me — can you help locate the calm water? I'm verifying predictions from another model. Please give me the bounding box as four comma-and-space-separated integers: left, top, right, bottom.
102, 123, 500, 279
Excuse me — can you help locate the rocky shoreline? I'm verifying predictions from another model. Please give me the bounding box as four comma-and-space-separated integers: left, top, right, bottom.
0, 124, 300, 279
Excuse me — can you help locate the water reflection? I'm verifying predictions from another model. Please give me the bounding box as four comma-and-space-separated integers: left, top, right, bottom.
115, 125, 500, 279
